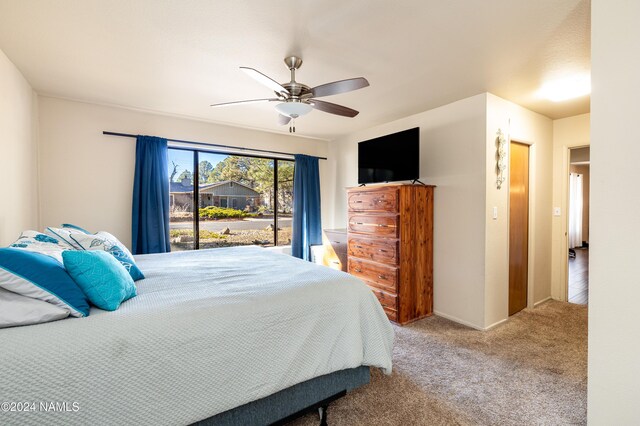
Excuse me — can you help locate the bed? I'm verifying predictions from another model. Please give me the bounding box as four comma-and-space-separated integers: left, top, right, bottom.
0, 246, 394, 425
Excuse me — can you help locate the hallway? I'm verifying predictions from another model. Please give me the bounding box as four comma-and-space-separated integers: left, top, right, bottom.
569, 248, 589, 304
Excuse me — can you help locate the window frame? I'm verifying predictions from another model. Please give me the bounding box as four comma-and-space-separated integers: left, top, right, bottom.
169, 146, 294, 249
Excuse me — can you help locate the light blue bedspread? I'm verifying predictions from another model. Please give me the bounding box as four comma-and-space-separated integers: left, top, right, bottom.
0, 247, 394, 425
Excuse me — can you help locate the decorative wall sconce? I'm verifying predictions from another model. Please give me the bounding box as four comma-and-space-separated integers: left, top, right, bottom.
496, 129, 507, 189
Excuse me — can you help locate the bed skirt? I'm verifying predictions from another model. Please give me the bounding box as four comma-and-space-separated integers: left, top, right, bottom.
193, 366, 370, 425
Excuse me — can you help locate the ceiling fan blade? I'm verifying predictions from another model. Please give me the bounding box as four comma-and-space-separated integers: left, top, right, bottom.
278, 114, 292, 126
310, 77, 369, 98
309, 99, 359, 117
210, 98, 279, 108
240, 67, 290, 96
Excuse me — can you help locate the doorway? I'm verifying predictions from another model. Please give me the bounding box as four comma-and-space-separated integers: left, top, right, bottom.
509, 142, 530, 316
568, 147, 590, 304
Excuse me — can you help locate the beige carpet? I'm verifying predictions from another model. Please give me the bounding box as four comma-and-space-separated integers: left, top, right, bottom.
292, 300, 587, 425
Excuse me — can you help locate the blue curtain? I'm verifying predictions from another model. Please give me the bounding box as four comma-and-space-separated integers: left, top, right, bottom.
292, 154, 322, 260
132, 135, 170, 254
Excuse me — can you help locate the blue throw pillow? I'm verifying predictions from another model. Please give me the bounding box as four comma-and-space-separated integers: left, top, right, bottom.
67, 231, 145, 282
0, 248, 90, 317
63, 251, 136, 311
62, 223, 91, 234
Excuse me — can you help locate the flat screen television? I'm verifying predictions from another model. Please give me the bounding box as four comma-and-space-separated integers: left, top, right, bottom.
358, 127, 420, 184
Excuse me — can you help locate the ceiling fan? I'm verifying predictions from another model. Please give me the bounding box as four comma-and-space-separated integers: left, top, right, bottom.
210, 56, 369, 133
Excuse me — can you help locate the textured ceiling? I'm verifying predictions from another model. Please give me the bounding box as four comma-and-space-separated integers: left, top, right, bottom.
0, 0, 590, 140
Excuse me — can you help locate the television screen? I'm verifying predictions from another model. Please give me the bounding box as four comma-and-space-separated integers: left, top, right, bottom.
358, 127, 420, 184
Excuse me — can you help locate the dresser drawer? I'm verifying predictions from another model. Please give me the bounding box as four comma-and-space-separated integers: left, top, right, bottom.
348, 259, 398, 293
369, 286, 398, 311
348, 237, 398, 265
347, 214, 398, 237
324, 229, 348, 254
382, 306, 397, 322
348, 189, 398, 212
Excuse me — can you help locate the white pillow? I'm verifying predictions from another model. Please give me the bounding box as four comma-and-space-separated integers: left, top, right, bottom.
9, 230, 71, 264
45, 226, 84, 250
46, 228, 134, 258
0, 288, 70, 328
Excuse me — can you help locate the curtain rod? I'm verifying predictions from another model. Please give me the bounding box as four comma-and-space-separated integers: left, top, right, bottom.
102, 131, 328, 160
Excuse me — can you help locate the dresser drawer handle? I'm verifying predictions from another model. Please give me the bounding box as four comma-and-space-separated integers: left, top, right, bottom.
355, 245, 363, 249
377, 224, 387, 227
378, 274, 386, 280
355, 222, 364, 225
379, 249, 387, 253
376, 200, 383, 203
333, 241, 342, 244
354, 268, 362, 273
354, 200, 363, 203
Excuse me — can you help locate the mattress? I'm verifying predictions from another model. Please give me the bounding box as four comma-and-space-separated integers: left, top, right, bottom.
0, 246, 394, 425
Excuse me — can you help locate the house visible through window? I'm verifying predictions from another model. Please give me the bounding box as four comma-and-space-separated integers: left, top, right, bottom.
168, 148, 294, 251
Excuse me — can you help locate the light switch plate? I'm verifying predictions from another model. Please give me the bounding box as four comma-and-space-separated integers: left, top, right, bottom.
553, 207, 561, 216
492, 206, 498, 220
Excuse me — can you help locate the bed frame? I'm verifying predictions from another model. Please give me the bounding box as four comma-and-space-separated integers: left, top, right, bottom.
192, 366, 370, 426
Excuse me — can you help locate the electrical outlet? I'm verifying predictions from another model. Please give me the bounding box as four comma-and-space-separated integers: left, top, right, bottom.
553, 207, 561, 216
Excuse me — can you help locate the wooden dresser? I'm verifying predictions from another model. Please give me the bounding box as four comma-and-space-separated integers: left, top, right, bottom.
347, 184, 434, 324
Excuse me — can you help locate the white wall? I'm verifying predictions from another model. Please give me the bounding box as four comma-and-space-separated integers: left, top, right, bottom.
37, 97, 329, 249
484, 94, 553, 328
589, 0, 640, 423
328, 94, 488, 329
550, 113, 590, 300
328, 92, 553, 330
0, 49, 38, 245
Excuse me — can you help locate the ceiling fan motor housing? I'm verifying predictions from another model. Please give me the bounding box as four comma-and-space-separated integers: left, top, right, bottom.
284, 56, 303, 71
278, 82, 311, 99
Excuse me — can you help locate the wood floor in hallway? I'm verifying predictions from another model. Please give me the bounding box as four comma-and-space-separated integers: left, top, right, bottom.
569, 248, 588, 304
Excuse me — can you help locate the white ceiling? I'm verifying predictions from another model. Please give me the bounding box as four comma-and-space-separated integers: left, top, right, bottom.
0, 0, 590, 140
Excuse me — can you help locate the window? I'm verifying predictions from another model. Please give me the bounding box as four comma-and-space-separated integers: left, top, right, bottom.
168, 148, 294, 251
168, 149, 195, 251
277, 159, 295, 246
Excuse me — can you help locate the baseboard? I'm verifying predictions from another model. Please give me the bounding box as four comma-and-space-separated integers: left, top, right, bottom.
483, 318, 508, 331
435, 299, 553, 331
433, 311, 485, 331
434, 311, 509, 331
534, 296, 553, 307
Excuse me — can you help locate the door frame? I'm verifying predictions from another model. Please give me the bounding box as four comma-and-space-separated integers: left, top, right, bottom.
562, 145, 590, 301
508, 140, 536, 311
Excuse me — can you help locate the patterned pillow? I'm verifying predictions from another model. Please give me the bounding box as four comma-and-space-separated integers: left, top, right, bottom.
45, 226, 84, 250
97, 231, 137, 262
68, 231, 145, 281
9, 230, 71, 264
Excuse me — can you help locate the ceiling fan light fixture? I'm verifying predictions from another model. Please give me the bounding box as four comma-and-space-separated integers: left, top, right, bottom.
275, 101, 313, 118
